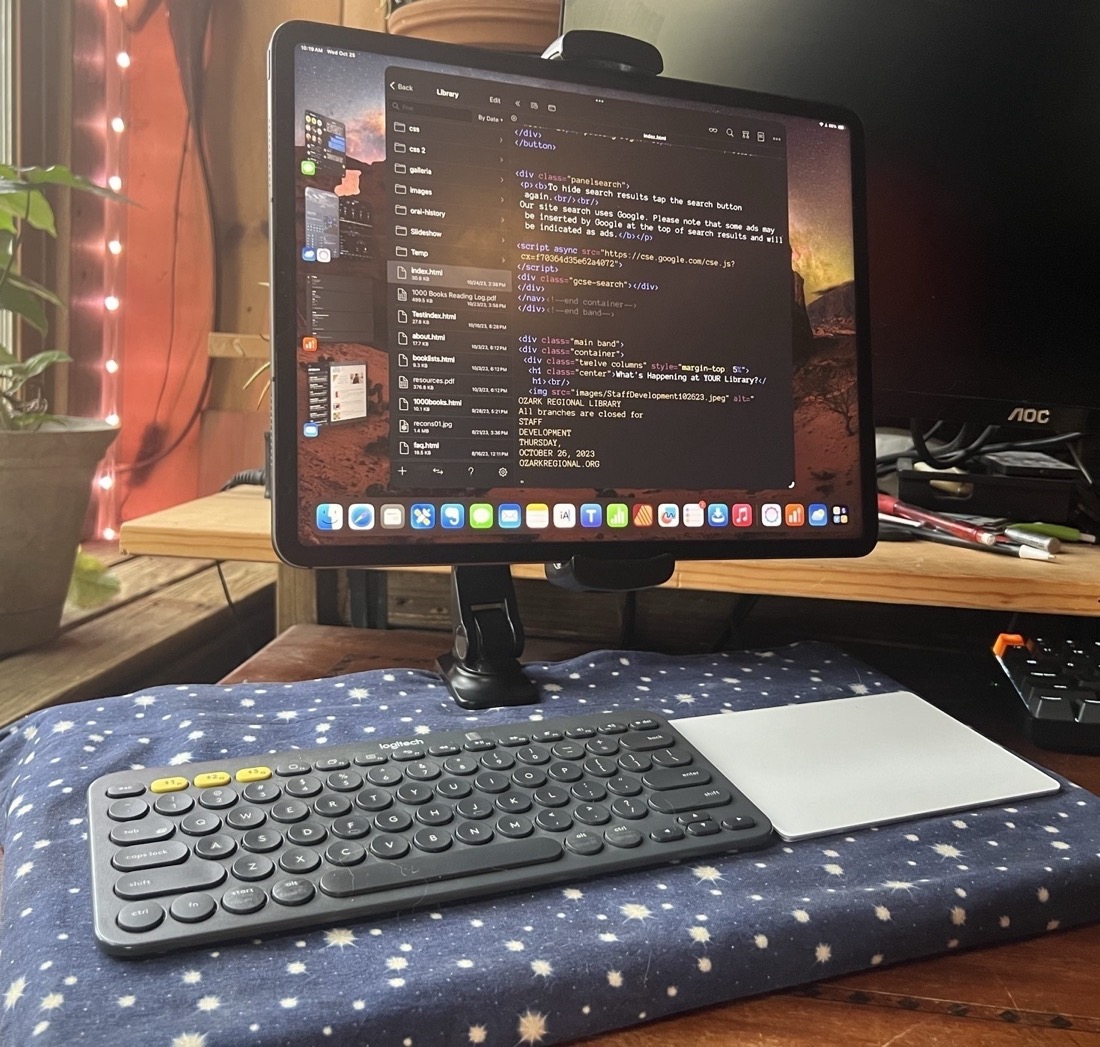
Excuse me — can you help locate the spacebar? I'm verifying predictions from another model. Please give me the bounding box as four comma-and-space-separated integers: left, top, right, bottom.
319, 837, 563, 898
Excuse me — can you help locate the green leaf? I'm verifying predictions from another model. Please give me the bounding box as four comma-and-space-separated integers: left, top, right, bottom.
5, 271, 64, 308
6, 349, 71, 380
3, 165, 130, 204
0, 280, 50, 333
0, 187, 56, 235
67, 547, 122, 609
6, 410, 55, 430
0, 278, 50, 333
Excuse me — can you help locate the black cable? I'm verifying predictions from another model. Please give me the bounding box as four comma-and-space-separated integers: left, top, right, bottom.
877, 422, 1088, 479
215, 561, 258, 663
910, 421, 999, 470
221, 469, 266, 491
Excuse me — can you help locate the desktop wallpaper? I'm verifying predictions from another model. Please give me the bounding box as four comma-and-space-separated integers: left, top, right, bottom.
285, 45, 861, 549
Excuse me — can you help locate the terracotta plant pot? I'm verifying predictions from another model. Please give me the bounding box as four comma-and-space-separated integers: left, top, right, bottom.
387, 0, 562, 52
0, 419, 118, 656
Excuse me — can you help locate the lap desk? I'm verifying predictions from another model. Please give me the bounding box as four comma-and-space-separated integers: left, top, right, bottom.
2, 642, 1099, 1046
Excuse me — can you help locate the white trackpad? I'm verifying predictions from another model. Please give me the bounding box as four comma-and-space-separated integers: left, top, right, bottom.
672, 691, 1060, 841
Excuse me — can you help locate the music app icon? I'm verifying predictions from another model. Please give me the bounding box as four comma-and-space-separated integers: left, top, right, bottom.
731, 503, 753, 527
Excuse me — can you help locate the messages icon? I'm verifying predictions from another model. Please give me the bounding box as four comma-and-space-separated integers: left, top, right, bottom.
470, 503, 494, 529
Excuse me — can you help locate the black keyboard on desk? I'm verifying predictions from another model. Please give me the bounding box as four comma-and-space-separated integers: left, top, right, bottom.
994, 634, 1100, 752
88, 710, 774, 956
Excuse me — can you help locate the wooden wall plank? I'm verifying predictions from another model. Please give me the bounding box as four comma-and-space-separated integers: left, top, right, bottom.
0, 561, 276, 724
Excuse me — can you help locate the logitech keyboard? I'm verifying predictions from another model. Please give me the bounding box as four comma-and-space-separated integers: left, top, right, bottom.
994, 633, 1100, 752
88, 710, 775, 956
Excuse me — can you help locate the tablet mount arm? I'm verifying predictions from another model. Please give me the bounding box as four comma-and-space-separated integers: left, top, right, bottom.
436, 30, 670, 710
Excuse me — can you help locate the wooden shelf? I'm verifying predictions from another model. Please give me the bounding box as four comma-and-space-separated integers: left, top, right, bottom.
120, 486, 1100, 617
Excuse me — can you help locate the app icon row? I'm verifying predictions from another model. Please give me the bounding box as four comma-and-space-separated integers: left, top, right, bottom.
314, 501, 849, 532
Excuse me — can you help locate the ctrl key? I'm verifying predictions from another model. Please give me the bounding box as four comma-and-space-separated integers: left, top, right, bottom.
116, 901, 165, 934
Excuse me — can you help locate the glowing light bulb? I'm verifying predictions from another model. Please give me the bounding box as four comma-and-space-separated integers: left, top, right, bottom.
108, 239, 122, 255
105, 359, 120, 374
107, 175, 122, 192
102, 527, 118, 541
104, 295, 120, 311
105, 413, 120, 426
111, 116, 126, 133
98, 475, 115, 490
116, 52, 131, 69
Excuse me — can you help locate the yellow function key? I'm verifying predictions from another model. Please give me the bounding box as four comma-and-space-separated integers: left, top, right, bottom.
235, 766, 273, 784
149, 776, 190, 794
193, 771, 232, 789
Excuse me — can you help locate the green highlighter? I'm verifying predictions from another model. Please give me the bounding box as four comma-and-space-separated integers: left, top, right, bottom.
1010, 522, 1097, 544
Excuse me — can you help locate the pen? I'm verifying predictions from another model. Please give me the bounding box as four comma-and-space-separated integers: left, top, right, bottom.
876, 492, 1000, 546
1010, 522, 1097, 544
1000, 527, 1061, 554
903, 525, 1056, 561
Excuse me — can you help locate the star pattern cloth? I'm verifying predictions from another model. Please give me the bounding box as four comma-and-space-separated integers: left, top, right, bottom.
1, 642, 1099, 1046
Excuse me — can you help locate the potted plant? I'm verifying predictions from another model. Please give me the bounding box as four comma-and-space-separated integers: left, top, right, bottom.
385, 0, 562, 53
0, 164, 121, 656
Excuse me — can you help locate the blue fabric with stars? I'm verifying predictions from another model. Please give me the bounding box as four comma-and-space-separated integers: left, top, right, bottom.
2, 641, 1099, 1047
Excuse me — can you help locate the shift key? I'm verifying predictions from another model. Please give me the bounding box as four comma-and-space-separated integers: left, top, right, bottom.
114, 860, 227, 900
647, 785, 732, 814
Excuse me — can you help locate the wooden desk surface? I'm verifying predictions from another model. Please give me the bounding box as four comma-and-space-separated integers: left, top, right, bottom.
122, 486, 1100, 616
222, 624, 1100, 1046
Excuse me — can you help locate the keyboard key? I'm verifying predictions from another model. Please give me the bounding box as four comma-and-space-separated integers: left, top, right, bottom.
243, 781, 282, 804
226, 806, 265, 830
170, 893, 217, 924
285, 775, 324, 798
413, 828, 452, 852
287, 822, 327, 846
116, 902, 165, 933
619, 730, 675, 751
154, 793, 194, 816
231, 855, 275, 881
195, 834, 236, 860
326, 842, 365, 866
319, 838, 562, 898
221, 885, 267, 915
496, 816, 533, 839
534, 809, 572, 833
456, 822, 494, 844
642, 767, 712, 791
331, 816, 372, 840
647, 785, 733, 815
180, 812, 222, 836
565, 830, 603, 855
272, 878, 315, 906
605, 825, 643, 848
241, 828, 283, 853
994, 632, 1100, 751
235, 766, 272, 784
115, 860, 227, 900
111, 841, 189, 872
199, 787, 238, 810
108, 798, 149, 822
369, 835, 409, 859
110, 820, 174, 846
106, 783, 145, 799
650, 826, 685, 843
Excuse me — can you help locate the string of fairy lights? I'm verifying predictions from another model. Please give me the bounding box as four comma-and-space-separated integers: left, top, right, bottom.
93, 0, 130, 541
